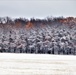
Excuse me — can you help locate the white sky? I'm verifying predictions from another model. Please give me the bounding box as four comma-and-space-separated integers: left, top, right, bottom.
0, 0, 76, 19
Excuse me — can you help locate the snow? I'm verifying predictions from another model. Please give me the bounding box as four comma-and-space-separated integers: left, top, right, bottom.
0, 53, 76, 75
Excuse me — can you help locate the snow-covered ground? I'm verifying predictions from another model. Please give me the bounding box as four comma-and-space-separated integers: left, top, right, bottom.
0, 53, 76, 75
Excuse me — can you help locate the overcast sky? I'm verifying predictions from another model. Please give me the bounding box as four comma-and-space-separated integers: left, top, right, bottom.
0, 0, 76, 19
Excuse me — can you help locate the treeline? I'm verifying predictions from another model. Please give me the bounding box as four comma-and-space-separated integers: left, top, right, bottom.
0, 16, 76, 25
0, 16, 76, 55
0, 27, 76, 55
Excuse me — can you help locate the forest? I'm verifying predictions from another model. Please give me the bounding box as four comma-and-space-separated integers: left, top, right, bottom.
0, 16, 76, 55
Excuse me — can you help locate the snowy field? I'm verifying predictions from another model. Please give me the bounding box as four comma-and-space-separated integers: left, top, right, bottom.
0, 53, 76, 75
